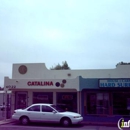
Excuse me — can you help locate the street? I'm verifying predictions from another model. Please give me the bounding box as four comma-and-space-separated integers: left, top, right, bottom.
0, 121, 119, 130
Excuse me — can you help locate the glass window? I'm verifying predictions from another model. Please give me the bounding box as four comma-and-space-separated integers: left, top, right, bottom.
86, 92, 109, 115
27, 105, 40, 112
56, 92, 77, 112
33, 92, 53, 104
113, 92, 130, 115
15, 92, 28, 109
42, 106, 53, 112
87, 93, 96, 114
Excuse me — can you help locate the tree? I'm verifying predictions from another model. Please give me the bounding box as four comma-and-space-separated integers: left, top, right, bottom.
50, 61, 70, 70
116, 61, 130, 67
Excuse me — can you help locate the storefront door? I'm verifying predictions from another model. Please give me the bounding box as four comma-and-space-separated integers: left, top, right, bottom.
56, 92, 77, 112
15, 92, 28, 109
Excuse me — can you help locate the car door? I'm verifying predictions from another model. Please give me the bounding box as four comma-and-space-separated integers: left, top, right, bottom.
41, 105, 59, 122
26, 105, 41, 121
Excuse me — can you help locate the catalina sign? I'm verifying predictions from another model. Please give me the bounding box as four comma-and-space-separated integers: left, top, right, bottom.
27, 81, 53, 86
99, 79, 130, 87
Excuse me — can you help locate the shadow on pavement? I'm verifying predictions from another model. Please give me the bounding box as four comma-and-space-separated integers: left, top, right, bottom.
12, 121, 84, 128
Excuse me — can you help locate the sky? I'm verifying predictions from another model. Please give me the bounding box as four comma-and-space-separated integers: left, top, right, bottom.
0, 0, 130, 87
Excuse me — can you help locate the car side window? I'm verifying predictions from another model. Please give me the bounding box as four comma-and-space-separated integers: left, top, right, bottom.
27, 105, 40, 112
42, 106, 53, 112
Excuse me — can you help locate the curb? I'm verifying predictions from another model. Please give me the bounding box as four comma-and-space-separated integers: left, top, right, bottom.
81, 122, 117, 127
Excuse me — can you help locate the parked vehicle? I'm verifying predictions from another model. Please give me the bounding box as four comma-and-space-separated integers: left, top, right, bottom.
12, 103, 83, 126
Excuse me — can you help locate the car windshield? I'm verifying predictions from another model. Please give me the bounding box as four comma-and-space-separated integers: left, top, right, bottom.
51, 105, 66, 112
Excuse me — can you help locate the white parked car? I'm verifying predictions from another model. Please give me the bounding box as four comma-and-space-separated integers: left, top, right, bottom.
12, 103, 83, 126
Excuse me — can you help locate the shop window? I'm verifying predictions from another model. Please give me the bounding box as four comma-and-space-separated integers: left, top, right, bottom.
113, 92, 130, 115
33, 92, 53, 104
56, 92, 77, 112
86, 92, 109, 115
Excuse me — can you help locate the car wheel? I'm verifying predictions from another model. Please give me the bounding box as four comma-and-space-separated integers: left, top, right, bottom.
61, 117, 71, 127
20, 116, 29, 125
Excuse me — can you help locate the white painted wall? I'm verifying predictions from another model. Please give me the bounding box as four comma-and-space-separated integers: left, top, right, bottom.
4, 77, 79, 91
12, 63, 130, 79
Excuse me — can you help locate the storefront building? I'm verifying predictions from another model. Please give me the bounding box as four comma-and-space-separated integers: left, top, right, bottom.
4, 76, 80, 115
4, 63, 130, 121
4, 63, 82, 116
80, 77, 130, 123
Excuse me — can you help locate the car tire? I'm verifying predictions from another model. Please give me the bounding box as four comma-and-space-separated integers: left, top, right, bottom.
20, 116, 29, 125
61, 117, 71, 127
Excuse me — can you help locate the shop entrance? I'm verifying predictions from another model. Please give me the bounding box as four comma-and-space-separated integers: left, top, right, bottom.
56, 92, 77, 112
15, 92, 28, 109
33, 92, 53, 104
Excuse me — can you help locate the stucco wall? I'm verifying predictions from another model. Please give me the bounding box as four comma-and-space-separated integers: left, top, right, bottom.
12, 63, 130, 79
4, 76, 80, 91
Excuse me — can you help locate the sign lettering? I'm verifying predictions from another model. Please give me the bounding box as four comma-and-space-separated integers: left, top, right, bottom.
62, 95, 73, 100
6, 85, 16, 89
27, 81, 53, 86
99, 79, 130, 87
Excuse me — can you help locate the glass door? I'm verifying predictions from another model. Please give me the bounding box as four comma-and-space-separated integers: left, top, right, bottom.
86, 92, 109, 115
96, 93, 109, 115
15, 92, 28, 109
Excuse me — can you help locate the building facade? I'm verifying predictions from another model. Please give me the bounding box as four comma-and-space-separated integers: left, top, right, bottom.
80, 77, 130, 123
4, 63, 130, 121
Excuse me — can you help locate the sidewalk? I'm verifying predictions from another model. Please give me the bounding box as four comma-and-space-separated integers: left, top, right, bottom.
0, 119, 117, 127
0, 119, 15, 125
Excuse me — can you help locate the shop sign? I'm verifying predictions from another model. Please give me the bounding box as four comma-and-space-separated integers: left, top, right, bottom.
37, 95, 48, 100
62, 95, 73, 100
27, 81, 53, 86
99, 79, 130, 87
6, 85, 16, 89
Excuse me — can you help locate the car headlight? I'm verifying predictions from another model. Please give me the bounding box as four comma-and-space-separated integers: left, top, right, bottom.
73, 116, 81, 118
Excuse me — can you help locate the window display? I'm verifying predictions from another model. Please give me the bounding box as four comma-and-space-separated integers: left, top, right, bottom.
56, 92, 77, 112
33, 92, 53, 104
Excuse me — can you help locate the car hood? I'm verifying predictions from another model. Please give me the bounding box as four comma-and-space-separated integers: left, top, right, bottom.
15, 109, 25, 112
60, 111, 81, 116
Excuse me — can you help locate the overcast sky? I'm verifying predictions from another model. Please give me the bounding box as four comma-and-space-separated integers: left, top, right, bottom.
0, 0, 130, 87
